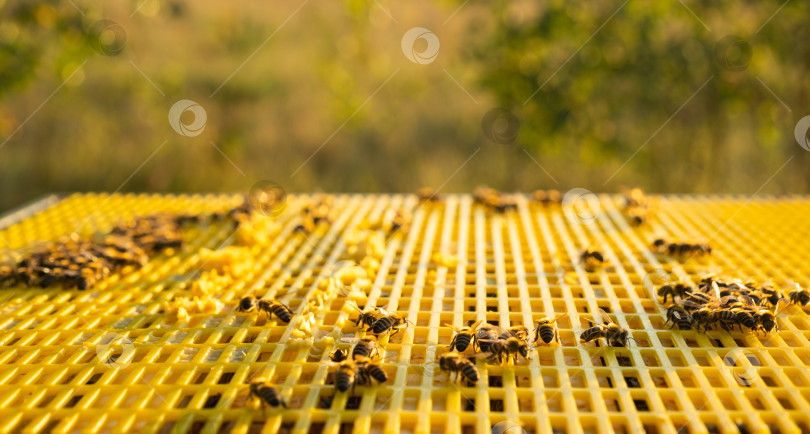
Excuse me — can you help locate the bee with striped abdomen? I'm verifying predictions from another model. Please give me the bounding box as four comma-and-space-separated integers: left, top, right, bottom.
335, 360, 360, 393
534, 314, 567, 345
236, 296, 293, 324
507, 325, 530, 343
330, 348, 348, 362
447, 320, 481, 352
580, 309, 632, 347
438, 352, 480, 385
351, 305, 383, 330
351, 337, 379, 361
789, 284, 809, 307
475, 323, 510, 353
249, 377, 287, 411
665, 305, 693, 331
489, 336, 530, 364
657, 281, 693, 304
357, 356, 388, 384
370, 311, 409, 338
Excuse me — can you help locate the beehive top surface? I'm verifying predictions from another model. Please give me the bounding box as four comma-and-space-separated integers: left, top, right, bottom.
0, 192, 809, 434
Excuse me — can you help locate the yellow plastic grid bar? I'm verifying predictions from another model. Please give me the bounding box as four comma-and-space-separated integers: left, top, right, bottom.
0, 192, 809, 434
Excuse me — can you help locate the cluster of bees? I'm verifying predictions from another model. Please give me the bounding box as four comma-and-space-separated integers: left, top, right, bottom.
321, 306, 410, 394
293, 196, 333, 234
621, 187, 649, 225
471, 185, 562, 213
658, 276, 808, 334
0, 214, 184, 290
652, 238, 712, 260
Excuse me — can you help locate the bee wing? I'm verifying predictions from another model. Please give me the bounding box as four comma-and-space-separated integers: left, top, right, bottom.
774, 298, 796, 316
467, 352, 492, 361
338, 336, 362, 344
467, 320, 483, 330
443, 323, 462, 333
711, 281, 722, 300
716, 295, 733, 307
596, 308, 614, 325
551, 313, 568, 323
682, 299, 703, 310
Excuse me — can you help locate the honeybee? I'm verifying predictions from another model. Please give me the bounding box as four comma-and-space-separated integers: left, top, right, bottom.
335, 360, 360, 393
351, 337, 379, 360
758, 283, 783, 307
665, 305, 693, 330
447, 320, 482, 352
531, 189, 561, 205
489, 336, 530, 364
580, 249, 606, 271
473, 186, 499, 204
356, 356, 388, 384
657, 281, 693, 303
236, 297, 293, 324
388, 210, 411, 234
370, 311, 409, 338
788, 284, 809, 307
0, 265, 14, 286
751, 299, 791, 334
417, 187, 441, 202
330, 349, 348, 362
475, 323, 511, 353
492, 196, 518, 213
438, 352, 480, 385
580, 309, 632, 347
507, 325, 530, 343
351, 305, 383, 329
249, 377, 287, 410
682, 284, 733, 332
534, 314, 567, 345
729, 301, 757, 332
622, 187, 648, 209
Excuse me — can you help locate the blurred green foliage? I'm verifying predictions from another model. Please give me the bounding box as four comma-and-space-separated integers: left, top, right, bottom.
0, 0, 808, 213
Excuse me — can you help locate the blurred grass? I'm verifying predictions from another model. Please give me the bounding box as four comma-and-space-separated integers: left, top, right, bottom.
0, 0, 808, 213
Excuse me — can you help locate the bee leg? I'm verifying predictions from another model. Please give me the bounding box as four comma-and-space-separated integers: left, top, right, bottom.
449, 335, 457, 351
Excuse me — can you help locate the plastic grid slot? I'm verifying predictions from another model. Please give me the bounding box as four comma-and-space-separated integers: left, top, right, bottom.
0, 193, 808, 434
